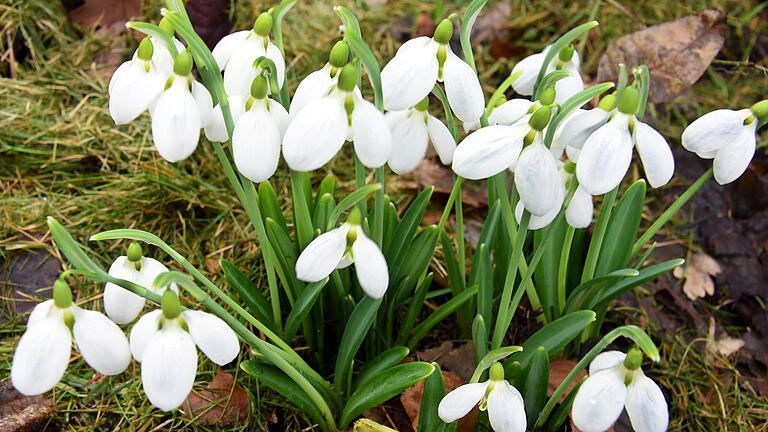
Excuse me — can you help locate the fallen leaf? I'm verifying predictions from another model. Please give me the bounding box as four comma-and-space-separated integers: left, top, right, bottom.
679, 252, 721, 300
547, 358, 586, 403
707, 317, 745, 359
0, 380, 56, 432
182, 369, 248, 426
597, 9, 726, 102
69, 0, 142, 29
397, 158, 487, 208
400, 370, 462, 431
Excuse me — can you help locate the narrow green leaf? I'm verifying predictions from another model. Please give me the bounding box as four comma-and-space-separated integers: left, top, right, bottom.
594, 180, 646, 277
475, 244, 493, 327
382, 201, 398, 253
398, 273, 433, 346
48, 217, 107, 277
290, 170, 314, 249
589, 259, 684, 311
394, 226, 439, 292
564, 268, 640, 312
265, 218, 300, 299
328, 183, 381, 230
543, 82, 614, 148
459, 0, 488, 69
259, 181, 288, 233
353, 346, 410, 393
408, 285, 479, 349
313, 193, 336, 232
472, 314, 488, 363
385, 187, 434, 280
533, 21, 599, 98
315, 175, 336, 207
340, 362, 434, 428
272, 0, 297, 54
344, 32, 383, 110
439, 230, 464, 298
468, 200, 501, 288
284, 279, 328, 341
220, 259, 274, 329
125, 22, 178, 57
419, 362, 445, 432
469, 345, 523, 383
523, 347, 549, 425
545, 379, 583, 432
335, 296, 382, 396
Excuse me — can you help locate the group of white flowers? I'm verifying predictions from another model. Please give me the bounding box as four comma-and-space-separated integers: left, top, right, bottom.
11, 243, 239, 412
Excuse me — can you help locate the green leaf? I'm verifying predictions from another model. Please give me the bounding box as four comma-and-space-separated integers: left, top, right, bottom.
385, 187, 434, 280
535, 217, 568, 321
259, 181, 288, 233
340, 362, 435, 428
48, 217, 107, 277
468, 200, 501, 288
344, 32, 383, 110
459, 0, 488, 69
594, 180, 646, 277
335, 296, 382, 396
313, 193, 336, 232
474, 243, 493, 327
316, 175, 336, 207
353, 346, 410, 393
284, 279, 328, 341
382, 200, 398, 253
241, 360, 327, 430
472, 314, 488, 364
220, 259, 274, 330
522, 347, 549, 425
564, 268, 640, 313
545, 379, 583, 432
334, 5, 361, 37
398, 273, 434, 346
290, 170, 314, 250
507, 310, 595, 371
125, 22, 178, 57
272, 0, 297, 54
394, 226, 439, 293
328, 183, 381, 230
439, 230, 464, 297
408, 285, 479, 349
589, 259, 685, 311
419, 362, 445, 432
469, 345, 523, 383
265, 218, 300, 298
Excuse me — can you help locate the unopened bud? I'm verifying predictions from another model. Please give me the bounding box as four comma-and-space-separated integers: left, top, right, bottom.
253, 12, 273, 36
623, 347, 643, 371
161, 289, 182, 320
137, 37, 154, 61
53, 279, 73, 309
337, 64, 358, 92
559, 44, 575, 62
528, 105, 552, 131
433, 19, 453, 45
173, 50, 193, 76
329, 40, 349, 68
250, 75, 268, 99
539, 87, 556, 106
618, 86, 639, 115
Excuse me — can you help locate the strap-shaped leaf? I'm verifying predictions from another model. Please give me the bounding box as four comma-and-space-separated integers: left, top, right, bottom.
472, 314, 488, 363
259, 181, 288, 233
594, 180, 646, 277
469, 345, 523, 383
522, 347, 550, 425
564, 268, 640, 313
385, 186, 434, 279
589, 258, 684, 311
353, 346, 410, 393
328, 183, 381, 230
460, 0, 488, 69
220, 259, 274, 330
419, 362, 445, 432
407, 285, 479, 349
335, 296, 382, 396
125, 22, 179, 57
313, 193, 336, 232
397, 273, 434, 346
284, 278, 328, 341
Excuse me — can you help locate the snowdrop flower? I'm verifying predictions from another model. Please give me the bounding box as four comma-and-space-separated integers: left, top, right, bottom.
108, 37, 169, 125
289, 40, 348, 117
438, 362, 526, 432
204, 94, 247, 142
572, 348, 668, 432
282, 64, 391, 171
212, 12, 285, 97
232, 76, 290, 183
150, 51, 213, 162
577, 87, 674, 195
566, 183, 594, 228
295, 208, 388, 299
130, 289, 239, 411
381, 19, 484, 125
488, 98, 534, 126
386, 97, 456, 174
104, 242, 178, 325
11, 280, 131, 396
554, 94, 616, 162
681, 100, 767, 185
511, 44, 583, 105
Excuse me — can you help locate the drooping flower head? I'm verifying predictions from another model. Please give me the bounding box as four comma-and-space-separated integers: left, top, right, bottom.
553, 93, 616, 161
212, 12, 286, 97
130, 289, 240, 411
682, 99, 767, 185
386, 96, 456, 174
572, 348, 668, 432
282, 63, 391, 171
104, 241, 179, 325
289, 40, 348, 117
381, 19, 484, 125
438, 362, 527, 432
511, 43, 584, 105
295, 208, 389, 299
12, 280, 131, 396
109, 37, 169, 125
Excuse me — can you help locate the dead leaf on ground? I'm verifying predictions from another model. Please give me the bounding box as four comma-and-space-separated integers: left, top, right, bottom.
0, 380, 56, 432
547, 358, 586, 403
674, 251, 721, 300
706, 317, 745, 363
397, 158, 487, 208
182, 369, 248, 426
597, 9, 726, 103
400, 370, 464, 431
69, 0, 142, 29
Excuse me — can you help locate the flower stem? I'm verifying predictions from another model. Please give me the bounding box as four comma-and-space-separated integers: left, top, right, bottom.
557, 225, 576, 315
438, 176, 464, 232
581, 186, 618, 283
492, 211, 530, 350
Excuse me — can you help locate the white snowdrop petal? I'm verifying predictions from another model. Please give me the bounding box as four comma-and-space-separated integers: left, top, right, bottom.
109, 63, 166, 125
713, 122, 757, 185
265, 41, 286, 88
515, 141, 561, 215
183, 310, 239, 365
589, 351, 627, 374
138, 257, 177, 296
233, 107, 282, 183
108, 61, 131, 95
625, 373, 669, 432
351, 230, 389, 299
515, 196, 561, 230
268, 98, 291, 138
488, 99, 534, 126
129, 309, 162, 362
192, 81, 214, 128
634, 121, 674, 188
427, 114, 456, 164
681, 109, 744, 156
381, 37, 439, 111
282, 94, 348, 171
510, 52, 545, 96
212, 30, 250, 70
11, 311, 71, 395
223, 36, 265, 96
554, 72, 584, 105
289, 65, 335, 117
72, 307, 131, 375
443, 48, 485, 124
151, 82, 201, 162
566, 186, 594, 229
438, 382, 490, 423
27, 300, 55, 328
576, 119, 633, 195
204, 95, 247, 143
105, 256, 148, 324
452, 124, 527, 180
557, 108, 611, 162
572, 368, 628, 432
295, 226, 349, 282
487, 381, 527, 432
141, 324, 198, 411
352, 97, 392, 168
386, 110, 428, 174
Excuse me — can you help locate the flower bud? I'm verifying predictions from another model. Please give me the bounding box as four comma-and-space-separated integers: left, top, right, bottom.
53, 279, 73, 309
329, 40, 349, 68
559, 44, 575, 62
489, 362, 505, 381
598, 93, 617, 112
250, 75, 268, 99
539, 87, 556, 106
337, 64, 358, 92
161, 289, 182, 320
414, 96, 429, 112
433, 19, 453, 45
253, 12, 273, 37
173, 50, 193, 76
617, 86, 639, 115
750, 100, 768, 121
158, 17, 175, 36
137, 37, 154, 61
528, 105, 552, 131
622, 347, 643, 371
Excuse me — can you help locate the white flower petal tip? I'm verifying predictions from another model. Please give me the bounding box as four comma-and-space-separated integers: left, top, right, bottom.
140, 323, 197, 411
626, 374, 669, 432
295, 226, 349, 283
443, 48, 484, 123
566, 186, 594, 229
589, 351, 627, 374
576, 116, 633, 195
183, 310, 240, 365
557, 108, 612, 162
289, 65, 335, 117
633, 121, 674, 188
452, 124, 527, 180
681, 109, 745, 157
572, 368, 628, 432
381, 37, 439, 111
487, 381, 527, 432
204, 95, 247, 143
282, 94, 348, 171
713, 121, 757, 185
108, 61, 166, 125
233, 106, 282, 183
488, 99, 534, 126
510, 52, 545, 96
151, 79, 201, 163
352, 98, 392, 168
438, 382, 489, 423
514, 140, 561, 216
72, 307, 131, 376
386, 110, 428, 174
352, 231, 389, 299
427, 114, 456, 165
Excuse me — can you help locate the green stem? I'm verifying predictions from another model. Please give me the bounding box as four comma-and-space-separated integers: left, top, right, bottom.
558, 225, 576, 315
354, 156, 368, 217
492, 211, 530, 350
455, 183, 466, 284
631, 168, 713, 258
484, 71, 522, 117
581, 186, 618, 283
438, 176, 464, 232
374, 167, 385, 247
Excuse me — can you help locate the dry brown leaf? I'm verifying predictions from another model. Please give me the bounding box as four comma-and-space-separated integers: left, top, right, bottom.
182, 369, 248, 426
398, 158, 487, 208
400, 370, 463, 431
547, 358, 586, 403
597, 10, 726, 103
0, 380, 56, 432
707, 317, 745, 360
680, 252, 721, 300
691, 252, 722, 276
69, 0, 142, 29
